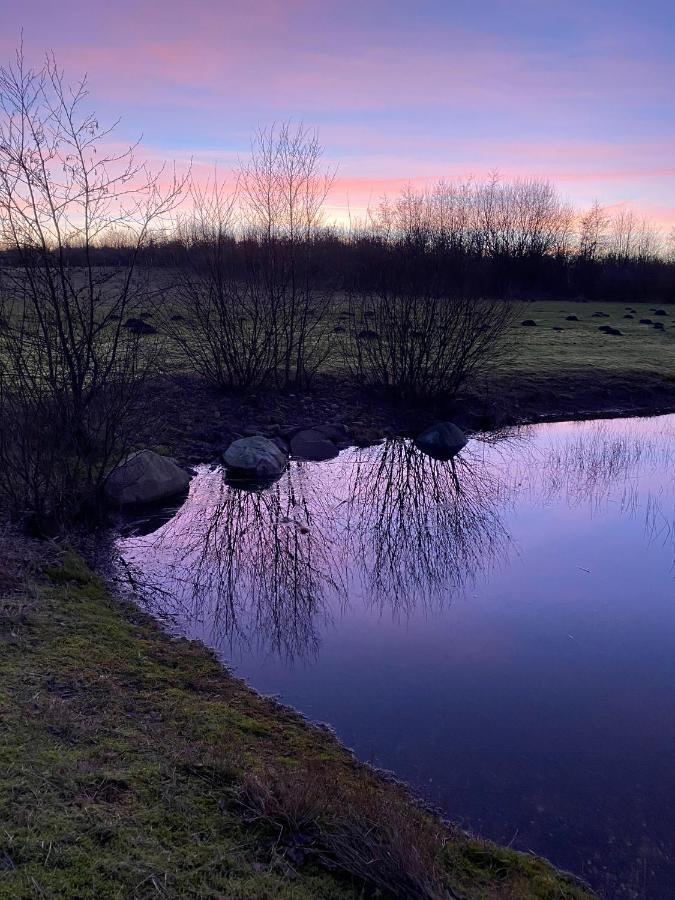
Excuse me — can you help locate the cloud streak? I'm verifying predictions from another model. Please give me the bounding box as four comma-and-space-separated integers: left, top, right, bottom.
2, 0, 673, 226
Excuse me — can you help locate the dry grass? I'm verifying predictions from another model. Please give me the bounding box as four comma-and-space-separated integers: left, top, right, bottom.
237, 764, 454, 899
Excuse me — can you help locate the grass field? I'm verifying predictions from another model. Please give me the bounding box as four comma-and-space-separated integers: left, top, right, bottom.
505, 301, 675, 379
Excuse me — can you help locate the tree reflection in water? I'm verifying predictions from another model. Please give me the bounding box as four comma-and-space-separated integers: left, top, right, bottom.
119, 438, 516, 660
120, 465, 344, 660
343, 439, 512, 613
118, 418, 675, 663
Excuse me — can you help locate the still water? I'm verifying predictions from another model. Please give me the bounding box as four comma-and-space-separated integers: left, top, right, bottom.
117, 415, 675, 899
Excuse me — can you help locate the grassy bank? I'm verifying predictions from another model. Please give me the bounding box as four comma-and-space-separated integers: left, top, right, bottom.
0, 540, 594, 899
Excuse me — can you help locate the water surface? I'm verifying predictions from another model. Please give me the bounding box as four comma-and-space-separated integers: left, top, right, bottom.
118, 415, 675, 899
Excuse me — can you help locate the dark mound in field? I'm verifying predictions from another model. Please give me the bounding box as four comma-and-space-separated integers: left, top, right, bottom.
357, 329, 379, 340
640, 319, 653, 325
653, 322, 665, 331
123, 318, 158, 335
653, 309, 668, 316
623, 314, 634, 319
565, 315, 579, 321
592, 312, 610, 318
598, 325, 622, 336
521, 319, 537, 326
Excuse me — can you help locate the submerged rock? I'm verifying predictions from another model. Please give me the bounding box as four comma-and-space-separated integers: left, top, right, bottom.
313, 423, 349, 443
223, 436, 287, 477
414, 422, 467, 460
105, 450, 190, 506
290, 429, 339, 461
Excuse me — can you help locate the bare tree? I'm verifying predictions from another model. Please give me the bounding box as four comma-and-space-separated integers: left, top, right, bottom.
240, 121, 336, 388
0, 46, 184, 529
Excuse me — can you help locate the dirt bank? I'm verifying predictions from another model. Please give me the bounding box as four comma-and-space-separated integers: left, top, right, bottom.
148, 369, 675, 465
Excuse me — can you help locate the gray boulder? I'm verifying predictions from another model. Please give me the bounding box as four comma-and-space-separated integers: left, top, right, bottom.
290, 429, 339, 461
415, 422, 467, 460
105, 450, 190, 506
223, 435, 287, 477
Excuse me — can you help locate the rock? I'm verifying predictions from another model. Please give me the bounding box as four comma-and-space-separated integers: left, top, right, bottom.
592, 311, 610, 318
223, 436, 287, 477
105, 450, 190, 506
598, 325, 622, 335
414, 422, 467, 460
123, 317, 157, 335
521, 319, 537, 326
290, 429, 339, 461
565, 315, 579, 321
357, 329, 379, 340
653, 309, 668, 316
654, 322, 665, 330
639, 319, 653, 325
333, 325, 346, 333
623, 314, 634, 319
552, 327, 564, 331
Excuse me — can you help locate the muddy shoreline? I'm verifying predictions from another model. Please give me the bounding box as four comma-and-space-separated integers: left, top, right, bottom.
150, 369, 675, 465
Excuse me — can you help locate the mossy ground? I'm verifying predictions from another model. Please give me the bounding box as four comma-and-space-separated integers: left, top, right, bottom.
0, 547, 594, 899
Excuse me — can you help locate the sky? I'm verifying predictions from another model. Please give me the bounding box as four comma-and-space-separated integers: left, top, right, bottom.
1, 0, 674, 227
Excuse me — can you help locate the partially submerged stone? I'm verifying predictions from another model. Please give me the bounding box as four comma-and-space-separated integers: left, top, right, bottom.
223, 435, 287, 477
290, 429, 339, 461
415, 422, 467, 460
105, 450, 190, 506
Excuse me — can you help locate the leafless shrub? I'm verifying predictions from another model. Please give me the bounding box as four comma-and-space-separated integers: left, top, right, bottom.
343, 182, 527, 399
238, 764, 455, 899
0, 46, 184, 529
347, 289, 516, 400
162, 180, 279, 390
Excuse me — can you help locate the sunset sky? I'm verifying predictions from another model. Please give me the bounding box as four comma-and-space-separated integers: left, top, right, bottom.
2, 0, 674, 227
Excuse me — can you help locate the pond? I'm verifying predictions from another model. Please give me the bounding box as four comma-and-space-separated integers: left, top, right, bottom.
117, 414, 675, 899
